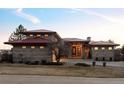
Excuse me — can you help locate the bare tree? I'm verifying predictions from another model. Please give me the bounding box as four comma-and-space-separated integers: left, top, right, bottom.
48, 41, 68, 63
9, 25, 27, 41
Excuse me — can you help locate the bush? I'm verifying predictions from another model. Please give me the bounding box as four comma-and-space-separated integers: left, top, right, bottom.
18, 61, 23, 64
42, 62, 63, 65
25, 61, 30, 64
41, 60, 47, 65
1, 53, 12, 63
75, 63, 91, 67
28, 61, 39, 65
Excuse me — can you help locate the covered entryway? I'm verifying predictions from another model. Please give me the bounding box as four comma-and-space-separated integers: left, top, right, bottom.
71, 44, 82, 58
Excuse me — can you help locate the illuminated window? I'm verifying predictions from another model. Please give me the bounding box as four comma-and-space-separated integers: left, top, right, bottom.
94, 47, 98, 50
108, 47, 112, 50
37, 34, 41, 37
101, 47, 105, 50
22, 46, 26, 49
44, 34, 48, 38
31, 46, 35, 49
30, 34, 33, 37
40, 46, 44, 49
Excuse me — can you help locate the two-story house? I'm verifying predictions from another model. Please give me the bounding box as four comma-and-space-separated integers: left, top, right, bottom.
4, 28, 120, 63
4, 29, 62, 63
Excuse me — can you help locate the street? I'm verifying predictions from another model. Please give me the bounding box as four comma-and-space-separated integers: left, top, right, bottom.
0, 75, 124, 84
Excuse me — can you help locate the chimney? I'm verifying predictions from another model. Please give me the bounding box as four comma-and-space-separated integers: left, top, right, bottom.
87, 37, 91, 41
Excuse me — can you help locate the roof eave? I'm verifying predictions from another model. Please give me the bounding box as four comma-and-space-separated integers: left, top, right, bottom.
90, 44, 120, 46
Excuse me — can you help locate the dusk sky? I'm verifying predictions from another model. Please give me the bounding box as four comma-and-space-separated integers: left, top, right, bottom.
0, 8, 124, 49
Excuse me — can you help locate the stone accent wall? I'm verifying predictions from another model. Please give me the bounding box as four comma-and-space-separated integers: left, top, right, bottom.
91, 46, 114, 61
12, 46, 51, 63
11, 32, 62, 63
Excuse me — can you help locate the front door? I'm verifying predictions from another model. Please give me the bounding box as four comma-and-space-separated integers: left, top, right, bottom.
72, 45, 81, 57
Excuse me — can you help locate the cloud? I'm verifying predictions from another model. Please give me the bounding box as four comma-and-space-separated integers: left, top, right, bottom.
16, 8, 41, 24
70, 8, 117, 23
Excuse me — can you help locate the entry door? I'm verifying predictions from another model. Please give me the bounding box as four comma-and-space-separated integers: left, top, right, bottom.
72, 46, 81, 57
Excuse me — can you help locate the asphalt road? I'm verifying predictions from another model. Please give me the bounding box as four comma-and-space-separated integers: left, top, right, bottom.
0, 75, 124, 84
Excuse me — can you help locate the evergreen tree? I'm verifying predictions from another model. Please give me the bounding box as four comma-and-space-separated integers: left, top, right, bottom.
9, 25, 27, 41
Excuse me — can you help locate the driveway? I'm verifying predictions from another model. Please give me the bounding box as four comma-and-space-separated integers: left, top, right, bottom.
0, 75, 124, 84
63, 59, 124, 67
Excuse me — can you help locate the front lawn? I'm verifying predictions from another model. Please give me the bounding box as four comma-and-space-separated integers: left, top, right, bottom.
0, 63, 124, 78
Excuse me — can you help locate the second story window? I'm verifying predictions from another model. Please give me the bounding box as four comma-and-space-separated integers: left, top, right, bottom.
44, 34, 48, 38
94, 47, 98, 50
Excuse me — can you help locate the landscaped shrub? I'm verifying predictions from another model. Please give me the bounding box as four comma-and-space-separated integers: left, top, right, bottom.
92, 61, 96, 66
1, 53, 12, 63
28, 61, 39, 65
103, 62, 106, 67
75, 63, 91, 67
18, 61, 23, 64
42, 62, 63, 65
41, 60, 47, 65
25, 61, 30, 64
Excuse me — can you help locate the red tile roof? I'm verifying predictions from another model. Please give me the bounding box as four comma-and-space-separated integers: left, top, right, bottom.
4, 38, 50, 45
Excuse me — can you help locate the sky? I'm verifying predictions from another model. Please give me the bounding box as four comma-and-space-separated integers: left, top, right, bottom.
0, 8, 124, 49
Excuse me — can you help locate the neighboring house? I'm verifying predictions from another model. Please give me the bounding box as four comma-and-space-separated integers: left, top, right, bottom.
4, 29, 120, 63
89, 41, 119, 61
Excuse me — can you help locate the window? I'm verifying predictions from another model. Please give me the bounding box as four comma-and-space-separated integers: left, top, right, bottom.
40, 46, 44, 49
94, 47, 98, 50
101, 47, 105, 50
31, 46, 35, 49
22, 46, 26, 49
108, 47, 112, 50
44, 34, 48, 38
36, 34, 41, 37
30, 34, 33, 37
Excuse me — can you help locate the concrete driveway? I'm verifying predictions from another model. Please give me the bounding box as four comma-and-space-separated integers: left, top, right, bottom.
0, 75, 124, 84
63, 59, 124, 67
